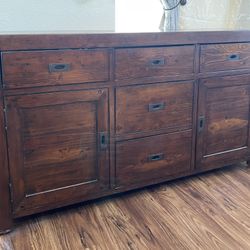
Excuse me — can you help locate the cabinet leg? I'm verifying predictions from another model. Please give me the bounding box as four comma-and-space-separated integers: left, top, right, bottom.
0, 205, 13, 234
0, 180, 13, 234
0, 182, 13, 234
0, 167, 13, 234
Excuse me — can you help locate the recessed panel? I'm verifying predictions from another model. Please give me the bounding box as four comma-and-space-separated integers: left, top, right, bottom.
21, 102, 98, 194
205, 85, 249, 155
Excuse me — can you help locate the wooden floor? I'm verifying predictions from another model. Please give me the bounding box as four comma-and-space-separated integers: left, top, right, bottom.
1, 163, 250, 250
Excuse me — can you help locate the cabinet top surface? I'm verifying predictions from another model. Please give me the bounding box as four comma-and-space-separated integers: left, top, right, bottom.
1, 0, 250, 35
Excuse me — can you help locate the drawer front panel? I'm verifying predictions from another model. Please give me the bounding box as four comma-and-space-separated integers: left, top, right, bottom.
2, 49, 110, 89
116, 131, 192, 187
115, 46, 195, 80
116, 81, 193, 136
200, 43, 250, 73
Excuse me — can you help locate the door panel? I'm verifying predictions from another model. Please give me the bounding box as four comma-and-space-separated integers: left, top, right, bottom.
5, 89, 109, 217
196, 75, 250, 170
205, 86, 249, 155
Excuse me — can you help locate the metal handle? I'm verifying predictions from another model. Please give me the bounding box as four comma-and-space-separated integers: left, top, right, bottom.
148, 153, 164, 162
227, 54, 240, 61
49, 63, 71, 72
149, 102, 165, 112
149, 58, 165, 66
198, 116, 205, 132
100, 132, 108, 150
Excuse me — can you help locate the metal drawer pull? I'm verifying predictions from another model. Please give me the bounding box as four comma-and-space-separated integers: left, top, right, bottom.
227, 54, 240, 61
49, 63, 71, 72
148, 153, 164, 162
198, 116, 205, 132
100, 132, 108, 150
150, 58, 165, 66
149, 102, 165, 112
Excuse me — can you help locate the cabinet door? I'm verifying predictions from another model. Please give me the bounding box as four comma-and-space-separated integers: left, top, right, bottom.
6, 89, 109, 217
196, 75, 250, 170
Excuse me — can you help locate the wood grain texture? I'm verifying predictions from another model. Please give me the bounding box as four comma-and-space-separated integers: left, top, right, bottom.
116, 130, 192, 188
1, 33, 250, 233
2, 49, 110, 89
5, 89, 109, 217
1, 31, 250, 51
0, 92, 13, 233
115, 46, 195, 81
200, 43, 250, 73
116, 81, 193, 136
196, 75, 250, 170
0, 163, 249, 250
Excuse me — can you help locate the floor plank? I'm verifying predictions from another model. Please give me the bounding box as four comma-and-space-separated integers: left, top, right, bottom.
0, 163, 250, 250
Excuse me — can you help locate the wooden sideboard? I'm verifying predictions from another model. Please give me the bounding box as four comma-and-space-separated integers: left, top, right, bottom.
1, 31, 250, 233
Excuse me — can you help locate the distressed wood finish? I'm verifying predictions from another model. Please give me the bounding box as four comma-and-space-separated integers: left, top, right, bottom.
115, 46, 195, 81
116, 81, 193, 137
2, 49, 110, 89
0, 93, 13, 234
200, 43, 250, 73
0, 164, 249, 249
116, 130, 192, 188
1, 32, 250, 233
5, 89, 109, 217
196, 75, 250, 170
2, 31, 250, 51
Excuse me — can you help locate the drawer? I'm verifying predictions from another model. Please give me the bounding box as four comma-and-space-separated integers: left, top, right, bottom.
200, 43, 250, 73
115, 46, 195, 80
116, 130, 192, 187
2, 49, 110, 89
116, 81, 193, 136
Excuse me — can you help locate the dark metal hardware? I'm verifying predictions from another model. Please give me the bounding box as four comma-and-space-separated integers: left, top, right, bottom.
148, 153, 164, 162
49, 63, 71, 72
198, 116, 205, 132
100, 132, 108, 150
149, 102, 165, 112
150, 58, 165, 66
227, 54, 240, 61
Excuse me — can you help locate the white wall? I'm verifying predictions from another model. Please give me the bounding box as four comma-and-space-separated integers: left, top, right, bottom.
115, 0, 162, 32
0, 0, 115, 34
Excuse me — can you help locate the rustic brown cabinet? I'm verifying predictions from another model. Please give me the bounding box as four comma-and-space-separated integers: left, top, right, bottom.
1, 32, 250, 233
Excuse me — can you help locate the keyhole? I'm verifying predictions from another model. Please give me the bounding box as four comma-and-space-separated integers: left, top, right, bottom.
200, 119, 203, 128
101, 135, 105, 144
